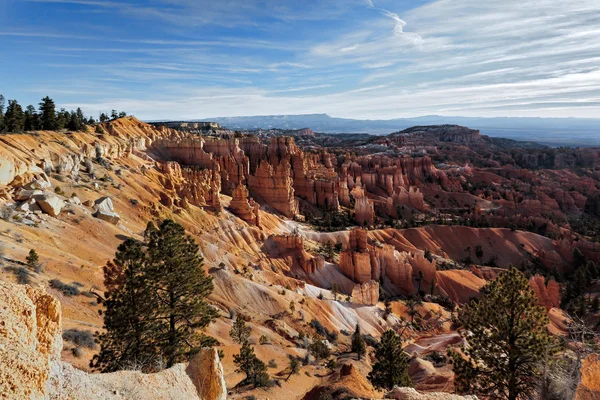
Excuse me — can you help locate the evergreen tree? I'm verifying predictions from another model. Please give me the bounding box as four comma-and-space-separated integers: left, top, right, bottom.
99, 112, 109, 123
5, 100, 25, 132
351, 324, 366, 360
24, 105, 39, 131
0, 94, 5, 132
229, 316, 251, 344
234, 341, 270, 387
308, 336, 331, 361
26, 249, 39, 269
91, 238, 158, 372
449, 267, 553, 400
76, 107, 85, 125
118, 111, 127, 118
286, 355, 300, 380
39, 96, 57, 130
92, 220, 218, 372
56, 108, 69, 130
331, 282, 339, 301
368, 329, 412, 390
111, 109, 118, 120
145, 219, 219, 368
67, 110, 82, 131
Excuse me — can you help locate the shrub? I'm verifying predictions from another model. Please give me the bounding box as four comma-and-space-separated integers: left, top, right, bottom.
13, 267, 32, 285
49, 279, 80, 296
268, 359, 277, 368
63, 329, 97, 349
72, 347, 85, 358
259, 335, 270, 345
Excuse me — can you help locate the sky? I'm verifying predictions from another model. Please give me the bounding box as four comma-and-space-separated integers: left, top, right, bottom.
1, 0, 600, 120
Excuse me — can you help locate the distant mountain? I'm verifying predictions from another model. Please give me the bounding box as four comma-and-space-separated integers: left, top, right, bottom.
205, 114, 600, 147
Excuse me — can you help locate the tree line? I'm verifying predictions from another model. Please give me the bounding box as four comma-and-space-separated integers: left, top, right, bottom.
0, 94, 127, 133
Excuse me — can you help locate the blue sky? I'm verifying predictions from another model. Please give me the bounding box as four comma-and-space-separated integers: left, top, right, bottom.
1, 0, 599, 120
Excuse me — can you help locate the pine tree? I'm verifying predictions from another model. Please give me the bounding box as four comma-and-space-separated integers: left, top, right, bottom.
99, 112, 109, 123
56, 108, 69, 130
26, 249, 39, 269
0, 94, 5, 132
368, 329, 412, 390
230, 316, 251, 344
331, 282, 339, 301
449, 267, 554, 400
24, 105, 39, 131
39, 96, 57, 130
145, 219, 219, 368
91, 238, 158, 372
234, 341, 270, 387
351, 324, 366, 360
286, 355, 300, 380
76, 107, 85, 125
67, 110, 82, 131
5, 100, 25, 132
111, 109, 118, 120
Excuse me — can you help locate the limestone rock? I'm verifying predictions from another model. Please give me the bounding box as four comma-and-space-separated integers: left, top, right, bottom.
576, 353, 600, 400
93, 196, 121, 224
386, 387, 478, 400
351, 280, 380, 305
14, 188, 43, 201
34, 194, 65, 216
0, 280, 227, 400
0, 281, 62, 399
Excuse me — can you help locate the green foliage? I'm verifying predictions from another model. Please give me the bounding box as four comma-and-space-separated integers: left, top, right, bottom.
351, 324, 366, 360
325, 358, 337, 372
49, 279, 80, 296
92, 220, 218, 372
39, 96, 57, 130
234, 341, 270, 388
24, 105, 39, 131
367, 329, 412, 390
287, 356, 300, 380
230, 316, 251, 344
308, 336, 331, 361
449, 267, 554, 400
5, 100, 25, 132
26, 249, 39, 268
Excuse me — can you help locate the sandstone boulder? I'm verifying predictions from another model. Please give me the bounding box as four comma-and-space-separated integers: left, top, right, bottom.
14, 188, 43, 201
24, 178, 52, 191
93, 197, 121, 224
386, 387, 478, 400
34, 194, 65, 216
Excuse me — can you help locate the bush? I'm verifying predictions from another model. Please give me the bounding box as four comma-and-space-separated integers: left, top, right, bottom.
63, 329, 97, 349
49, 279, 80, 296
259, 335, 270, 345
12, 267, 32, 285
268, 359, 277, 368
72, 347, 85, 358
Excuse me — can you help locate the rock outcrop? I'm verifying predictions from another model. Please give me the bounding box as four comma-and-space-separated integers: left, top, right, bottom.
351, 280, 380, 305
577, 353, 600, 400
385, 387, 478, 400
229, 183, 260, 226
0, 281, 227, 400
93, 196, 121, 225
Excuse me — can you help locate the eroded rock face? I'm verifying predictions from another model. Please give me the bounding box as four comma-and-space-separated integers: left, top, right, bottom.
0, 281, 62, 399
529, 275, 560, 310
351, 280, 380, 305
386, 387, 478, 400
0, 281, 227, 400
576, 354, 600, 400
230, 183, 259, 226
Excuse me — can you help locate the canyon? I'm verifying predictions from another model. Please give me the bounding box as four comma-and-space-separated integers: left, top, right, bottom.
0, 116, 599, 399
